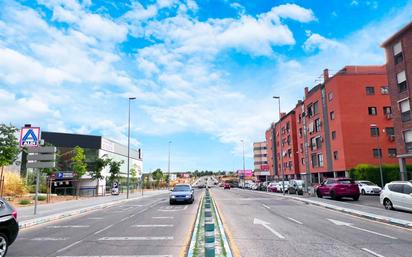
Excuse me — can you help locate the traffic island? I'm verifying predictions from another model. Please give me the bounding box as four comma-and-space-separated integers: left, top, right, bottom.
187, 188, 233, 257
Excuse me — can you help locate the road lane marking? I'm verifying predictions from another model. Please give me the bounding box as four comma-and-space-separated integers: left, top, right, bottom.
287, 217, 303, 225
152, 216, 174, 219
48, 225, 90, 228
328, 219, 397, 239
132, 224, 174, 227
253, 218, 285, 239
121, 217, 130, 222
56, 240, 82, 253
56, 255, 172, 257
262, 204, 270, 209
361, 248, 385, 257
31, 237, 68, 241
88, 217, 104, 220
94, 224, 113, 235
98, 236, 173, 241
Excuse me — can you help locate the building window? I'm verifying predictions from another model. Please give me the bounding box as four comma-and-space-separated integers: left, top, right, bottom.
299, 128, 303, 138
332, 131, 336, 140
311, 136, 322, 151
318, 154, 324, 167
397, 71, 407, 93
328, 92, 333, 101
366, 86, 375, 95
381, 86, 389, 95
385, 127, 395, 136
330, 111, 335, 120
313, 101, 319, 115
373, 148, 382, 158
287, 135, 291, 145
403, 130, 412, 153
370, 127, 379, 137
368, 107, 377, 116
388, 148, 397, 157
393, 41, 403, 65
307, 104, 313, 117
301, 158, 305, 165
298, 114, 302, 123
300, 143, 303, 153
311, 154, 317, 168
333, 151, 338, 160
315, 118, 321, 132
383, 106, 392, 115
399, 99, 411, 122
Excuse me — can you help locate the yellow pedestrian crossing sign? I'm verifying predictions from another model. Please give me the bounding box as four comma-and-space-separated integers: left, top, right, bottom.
20, 127, 41, 147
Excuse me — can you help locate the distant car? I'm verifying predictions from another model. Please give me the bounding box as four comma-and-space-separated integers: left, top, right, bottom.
224, 183, 231, 190
275, 181, 289, 193
288, 180, 305, 195
380, 181, 412, 212
356, 180, 382, 195
0, 199, 19, 257
267, 182, 278, 192
169, 184, 194, 204
316, 178, 360, 201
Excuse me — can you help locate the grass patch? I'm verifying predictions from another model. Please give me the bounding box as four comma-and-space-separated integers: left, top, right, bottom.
19, 199, 31, 205
33, 195, 47, 201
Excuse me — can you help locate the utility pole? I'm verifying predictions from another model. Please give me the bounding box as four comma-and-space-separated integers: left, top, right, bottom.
127, 97, 136, 199
273, 96, 285, 195
302, 103, 312, 194
241, 139, 245, 189
168, 141, 171, 189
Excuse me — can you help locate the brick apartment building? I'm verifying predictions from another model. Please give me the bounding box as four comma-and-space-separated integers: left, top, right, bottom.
265, 123, 277, 177
253, 141, 269, 181
382, 21, 412, 180
267, 65, 397, 183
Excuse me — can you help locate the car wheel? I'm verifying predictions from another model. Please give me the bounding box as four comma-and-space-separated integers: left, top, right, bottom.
331, 191, 337, 200
353, 195, 359, 201
361, 189, 365, 195
0, 233, 8, 257
169, 200, 174, 205
384, 199, 393, 210
316, 189, 322, 198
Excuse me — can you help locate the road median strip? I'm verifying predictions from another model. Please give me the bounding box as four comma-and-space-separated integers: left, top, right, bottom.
235, 189, 412, 229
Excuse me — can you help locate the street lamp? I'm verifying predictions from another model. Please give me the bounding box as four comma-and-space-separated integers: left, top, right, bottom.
371, 124, 384, 187
273, 96, 285, 195
168, 141, 172, 189
127, 97, 136, 199
241, 139, 246, 189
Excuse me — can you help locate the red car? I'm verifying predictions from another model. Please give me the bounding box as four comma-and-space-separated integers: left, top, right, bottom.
224, 183, 231, 189
316, 178, 360, 201
267, 182, 278, 192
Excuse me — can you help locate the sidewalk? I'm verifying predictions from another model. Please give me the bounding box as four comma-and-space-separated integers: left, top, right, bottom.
237, 189, 412, 228
17, 190, 168, 229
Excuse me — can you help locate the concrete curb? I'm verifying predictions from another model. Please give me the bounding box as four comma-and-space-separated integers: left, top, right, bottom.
211, 196, 233, 257
236, 189, 412, 229
18, 191, 168, 230
187, 195, 204, 257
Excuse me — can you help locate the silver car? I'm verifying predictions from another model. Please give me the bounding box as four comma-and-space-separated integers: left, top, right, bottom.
169, 184, 194, 205
380, 181, 412, 212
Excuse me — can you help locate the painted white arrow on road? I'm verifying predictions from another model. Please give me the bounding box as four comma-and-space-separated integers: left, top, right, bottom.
253, 218, 285, 239
327, 219, 397, 239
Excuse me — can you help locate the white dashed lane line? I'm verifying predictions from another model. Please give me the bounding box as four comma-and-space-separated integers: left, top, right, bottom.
132, 224, 174, 228
94, 225, 113, 235
98, 236, 174, 241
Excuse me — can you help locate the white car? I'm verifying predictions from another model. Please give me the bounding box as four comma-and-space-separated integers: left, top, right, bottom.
275, 181, 289, 193
356, 180, 382, 195
380, 181, 412, 212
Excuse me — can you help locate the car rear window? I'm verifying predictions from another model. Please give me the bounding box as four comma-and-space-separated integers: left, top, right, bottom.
337, 179, 354, 184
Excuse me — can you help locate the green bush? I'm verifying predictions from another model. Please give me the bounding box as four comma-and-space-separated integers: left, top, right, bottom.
32, 195, 47, 201
19, 199, 31, 205
349, 164, 412, 187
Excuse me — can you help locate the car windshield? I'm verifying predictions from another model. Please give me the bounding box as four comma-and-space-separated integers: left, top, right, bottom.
173, 185, 191, 192
361, 181, 376, 186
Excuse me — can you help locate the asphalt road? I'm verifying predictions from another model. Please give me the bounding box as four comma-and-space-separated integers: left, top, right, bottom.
9, 190, 201, 257
212, 188, 412, 257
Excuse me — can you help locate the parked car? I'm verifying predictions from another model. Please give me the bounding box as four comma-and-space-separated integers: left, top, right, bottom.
288, 180, 305, 195
316, 178, 360, 201
257, 183, 267, 191
224, 183, 231, 189
169, 184, 194, 204
380, 181, 412, 212
275, 181, 289, 193
267, 182, 278, 192
251, 183, 258, 190
0, 198, 19, 257
356, 180, 382, 195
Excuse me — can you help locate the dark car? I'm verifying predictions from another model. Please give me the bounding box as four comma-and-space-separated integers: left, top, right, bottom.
0, 199, 19, 257
169, 184, 194, 204
288, 180, 305, 195
316, 178, 360, 201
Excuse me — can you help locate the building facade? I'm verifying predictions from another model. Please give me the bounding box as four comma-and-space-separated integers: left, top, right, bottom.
253, 141, 269, 181
382, 22, 412, 181
265, 123, 277, 177
267, 65, 397, 183
42, 131, 143, 195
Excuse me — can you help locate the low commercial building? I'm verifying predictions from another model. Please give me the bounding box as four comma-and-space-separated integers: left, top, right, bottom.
382, 21, 412, 180
41, 131, 142, 196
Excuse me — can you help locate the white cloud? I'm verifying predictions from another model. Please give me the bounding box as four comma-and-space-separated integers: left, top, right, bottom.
303, 33, 344, 52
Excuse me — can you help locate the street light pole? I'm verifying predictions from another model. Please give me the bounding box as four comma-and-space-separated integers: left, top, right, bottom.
241, 139, 245, 189
168, 141, 171, 189
127, 97, 136, 199
371, 124, 384, 187
273, 96, 285, 195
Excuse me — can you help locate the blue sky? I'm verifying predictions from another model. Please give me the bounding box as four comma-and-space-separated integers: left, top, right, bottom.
1, 0, 411, 173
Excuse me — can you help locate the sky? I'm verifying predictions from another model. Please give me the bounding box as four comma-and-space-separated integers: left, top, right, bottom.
1, 0, 412, 173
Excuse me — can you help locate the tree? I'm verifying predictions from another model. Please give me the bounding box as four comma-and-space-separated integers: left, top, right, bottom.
152, 168, 163, 188
90, 155, 111, 180
0, 124, 20, 195
71, 146, 88, 197
108, 160, 124, 184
